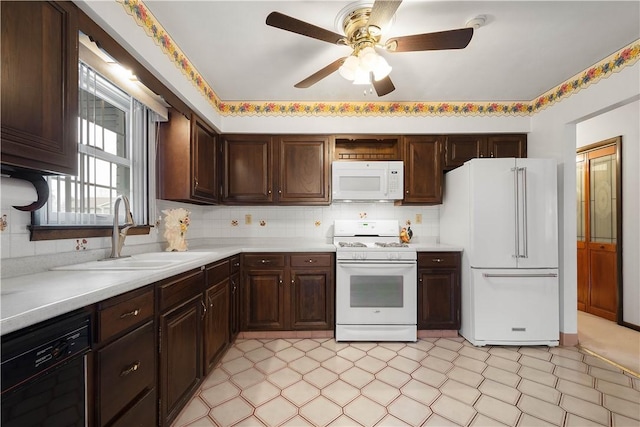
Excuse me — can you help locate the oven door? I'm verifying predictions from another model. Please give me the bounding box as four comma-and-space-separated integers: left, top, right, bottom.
336, 261, 417, 325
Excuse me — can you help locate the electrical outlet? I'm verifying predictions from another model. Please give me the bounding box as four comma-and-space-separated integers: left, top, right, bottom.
415, 213, 423, 224
245, 214, 252, 225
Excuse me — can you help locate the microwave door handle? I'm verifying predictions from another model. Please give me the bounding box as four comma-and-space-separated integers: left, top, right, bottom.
381, 171, 388, 196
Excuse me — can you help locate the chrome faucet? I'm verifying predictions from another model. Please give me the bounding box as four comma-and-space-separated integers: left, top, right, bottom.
107, 195, 135, 259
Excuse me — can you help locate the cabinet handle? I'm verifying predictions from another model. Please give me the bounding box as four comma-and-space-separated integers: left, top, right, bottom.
268, 190, 272, 194
120, 361, 140, 377
278, 190, 282, 194
432, 258, 443, 263
490, 152, 494, 157
306, 259, 316, 263
209, 296, 214, 309
119, 309, 140, 319
194, 178, 199, 189
480, 154, 484, 157
261, 259, 271, 264
406, 190, 409, 194
279, 278, 283, 286
233, 262, 240, 267
201, 300, 207, 318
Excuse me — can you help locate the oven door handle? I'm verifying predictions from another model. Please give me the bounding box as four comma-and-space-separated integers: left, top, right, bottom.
337, 261, 417, 266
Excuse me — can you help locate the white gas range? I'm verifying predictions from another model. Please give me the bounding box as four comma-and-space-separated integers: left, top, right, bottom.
333, 220, 417, 342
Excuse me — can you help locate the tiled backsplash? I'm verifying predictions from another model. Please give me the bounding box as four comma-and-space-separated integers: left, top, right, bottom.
1, 192, 440, 276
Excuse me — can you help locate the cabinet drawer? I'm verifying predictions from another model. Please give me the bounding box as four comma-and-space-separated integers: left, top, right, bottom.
230, 256, 241, 274
158, 268, 204, 312
290, 253, 332, 268
98, 288, 154, 343
111, 388, 156, 427
418, 252, 461, 268
207, 260, 229, 286
98, 321, 155, 426
243, 254, 285, 268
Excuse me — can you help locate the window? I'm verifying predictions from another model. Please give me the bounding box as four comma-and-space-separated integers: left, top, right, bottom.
34, 62, 156, 228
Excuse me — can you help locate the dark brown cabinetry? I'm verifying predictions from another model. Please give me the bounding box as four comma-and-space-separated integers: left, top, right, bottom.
221, 134, 331, 205
203, 260, 230, 374
403, 135, 443, 204
444, 134, 527, 169
93, 287, 156, 427
418, 252, 461, 330
158, 268, 205, 426
1, 1, 78, 175
229, 256, 242, 342
158, 109, 218, 204
242, 253, 334, 331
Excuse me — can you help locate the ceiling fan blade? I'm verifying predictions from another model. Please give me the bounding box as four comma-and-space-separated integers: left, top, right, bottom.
294, 58, 347, 88
368, 0, 402, 31
266, 12, 345, 45
372, 74, 395, 97
386, 27, 474, 52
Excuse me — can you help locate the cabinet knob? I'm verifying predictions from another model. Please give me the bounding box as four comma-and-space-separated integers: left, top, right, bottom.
194, 178, 199, 189
306, 259, 316, 263
490, 152, 494, 157
268, 190, 272, 194
406, 190, 409, 194
432, 258, 443, 263
291, 279, 295, 284
261, 259, 271, 264
278, 190, 282, 194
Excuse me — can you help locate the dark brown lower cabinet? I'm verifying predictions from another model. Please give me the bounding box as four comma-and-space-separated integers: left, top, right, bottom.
158, 268, 205, 427
242, 253, 334, 331
204, 260, 230, 374
229, 256, 241, 342
418, 252, 461, 330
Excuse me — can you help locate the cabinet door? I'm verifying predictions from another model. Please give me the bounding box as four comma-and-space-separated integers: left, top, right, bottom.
278, 135, 330, 204
418, 268, 460, 330
244, 269, 286, 330
159, 294, 203, 426
229, 271, 241, 341
204, 281, 229, 374
290, 269, 334, 330
222, 134, 274, 204
1, 1, 78, 175
191, 117, 218, 203
487, 135, 527, 159
444, 135, 485, 169
403, 135, 443, 204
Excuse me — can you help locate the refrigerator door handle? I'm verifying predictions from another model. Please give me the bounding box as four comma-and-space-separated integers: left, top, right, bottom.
520, 167, 528, 258
511, 167, 519, 258
482, 273, 558, 278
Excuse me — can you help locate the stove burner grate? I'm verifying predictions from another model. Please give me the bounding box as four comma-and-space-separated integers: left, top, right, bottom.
375, 242, 409, 248
338, 242, 367, 247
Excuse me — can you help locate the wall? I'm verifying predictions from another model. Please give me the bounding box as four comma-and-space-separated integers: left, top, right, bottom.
575, 100, 640, 327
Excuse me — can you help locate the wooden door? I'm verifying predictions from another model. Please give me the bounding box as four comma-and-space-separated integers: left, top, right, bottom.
203, 281, 229, 373
487, 135, 527, 159
191, 117, 218, 203
290, 269, 333, 330
278, 135, 330, 204
403, 135, 443, 203
229, 271, 241, 340
159, 294, 203, 426
221, 134, 274, 204
418, 269, 460, 329
444, 135, 484, 169
576, 154, 589, 311
577, 140, 620, 321
244, 269, 286, 330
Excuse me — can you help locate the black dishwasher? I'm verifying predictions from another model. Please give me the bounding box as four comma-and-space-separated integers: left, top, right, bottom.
1, 309, 91, 427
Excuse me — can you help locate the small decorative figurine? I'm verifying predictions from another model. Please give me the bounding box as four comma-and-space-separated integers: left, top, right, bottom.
400, 227, 410, 243
163, 208, 190, 251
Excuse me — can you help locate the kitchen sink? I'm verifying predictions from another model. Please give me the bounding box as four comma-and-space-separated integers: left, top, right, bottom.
52, 251, 215, 271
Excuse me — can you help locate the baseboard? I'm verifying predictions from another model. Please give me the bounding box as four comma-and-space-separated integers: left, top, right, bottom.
560, 332, 579, 346
417, 330, 459, 338
238, 330, 334, 339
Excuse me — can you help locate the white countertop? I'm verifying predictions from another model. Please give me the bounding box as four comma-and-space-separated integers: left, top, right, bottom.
0, 238, 461, 335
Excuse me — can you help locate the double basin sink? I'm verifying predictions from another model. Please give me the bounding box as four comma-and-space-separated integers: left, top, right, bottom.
53, 251, 215, 271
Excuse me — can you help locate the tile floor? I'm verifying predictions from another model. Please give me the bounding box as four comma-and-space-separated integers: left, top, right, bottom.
172, 337, 640, 427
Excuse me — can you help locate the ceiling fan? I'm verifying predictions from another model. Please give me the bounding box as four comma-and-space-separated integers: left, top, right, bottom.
266, 0, 474, 97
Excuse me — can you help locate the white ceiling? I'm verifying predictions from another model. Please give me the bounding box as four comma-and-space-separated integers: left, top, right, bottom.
138, 1, 639, 104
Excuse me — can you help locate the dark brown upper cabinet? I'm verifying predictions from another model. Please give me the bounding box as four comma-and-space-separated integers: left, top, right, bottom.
158, 109, 218, 204
403, 135, 443, 204
1, 1, 79, 175
221, 134, 331, 205
444, 134, 527, 169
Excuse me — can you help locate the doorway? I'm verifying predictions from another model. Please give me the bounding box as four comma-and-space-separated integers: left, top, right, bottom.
576, 136, 622, 322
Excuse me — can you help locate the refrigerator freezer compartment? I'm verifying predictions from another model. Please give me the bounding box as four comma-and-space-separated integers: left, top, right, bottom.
463, 268, 560, 346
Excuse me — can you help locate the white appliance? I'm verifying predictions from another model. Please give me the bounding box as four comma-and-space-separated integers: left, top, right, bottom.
332, 161, 404, 201
440, 158, 559, 346
333, 220, 417, 342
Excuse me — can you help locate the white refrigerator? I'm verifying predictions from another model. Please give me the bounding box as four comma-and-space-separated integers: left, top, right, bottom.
440, 158, 559, 346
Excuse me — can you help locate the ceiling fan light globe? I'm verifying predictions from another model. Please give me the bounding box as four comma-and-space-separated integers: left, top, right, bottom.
358, 46, 379, 71
352, 66, 371, 85
373, 56, 392, 81
339, 55, 360, 80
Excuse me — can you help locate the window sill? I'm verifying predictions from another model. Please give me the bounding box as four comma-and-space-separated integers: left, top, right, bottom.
28, 225, 152, 241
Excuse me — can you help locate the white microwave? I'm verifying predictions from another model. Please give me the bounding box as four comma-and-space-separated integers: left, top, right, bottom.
332, 161, 404, 201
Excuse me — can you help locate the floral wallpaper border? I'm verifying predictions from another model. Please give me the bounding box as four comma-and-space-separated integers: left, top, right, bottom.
118, 0, 639, 117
